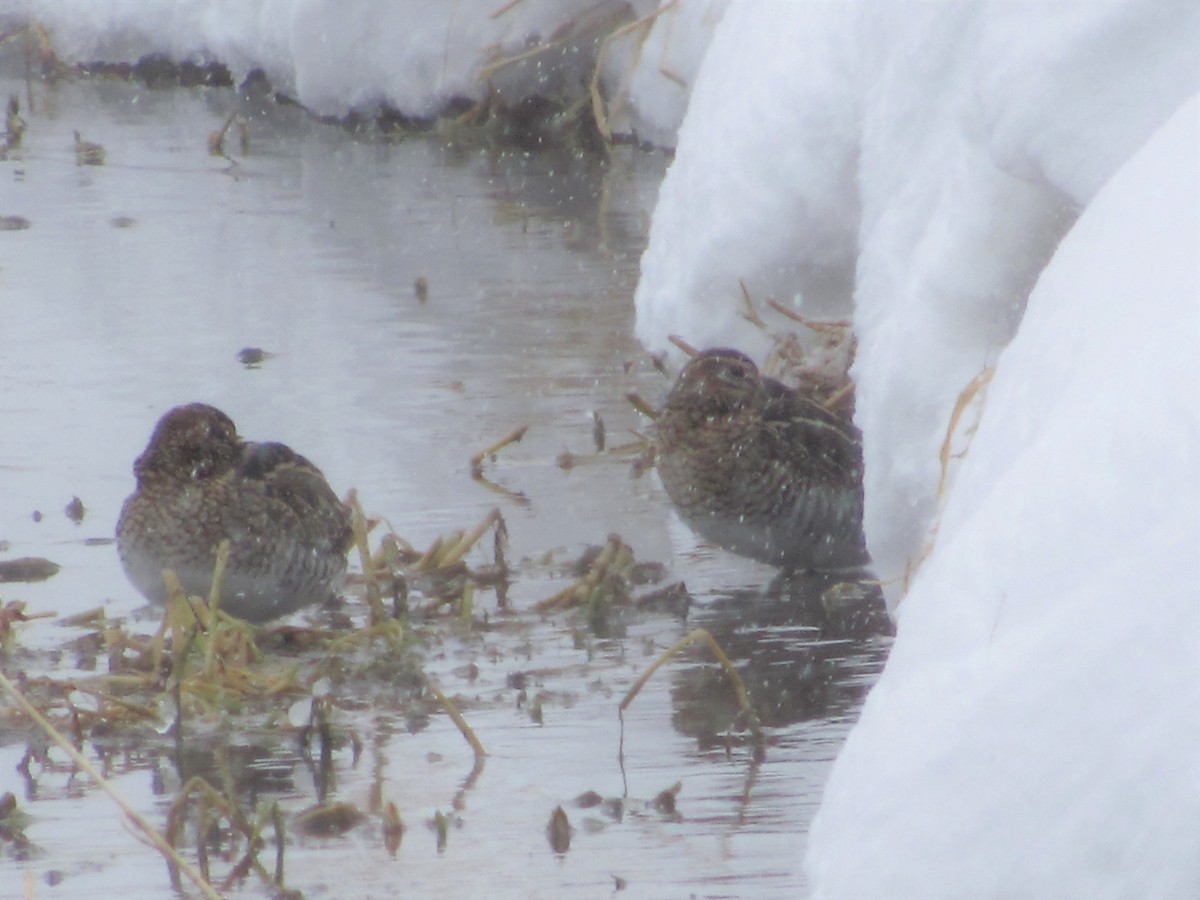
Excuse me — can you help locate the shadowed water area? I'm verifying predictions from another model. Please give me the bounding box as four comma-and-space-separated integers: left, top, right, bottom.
0, 72, 890, 898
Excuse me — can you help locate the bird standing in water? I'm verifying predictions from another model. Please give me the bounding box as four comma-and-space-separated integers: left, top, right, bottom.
73, 129, 106, 165
655, 348, 868, 571
116, 404, 353, 622
4, 95, 25, 151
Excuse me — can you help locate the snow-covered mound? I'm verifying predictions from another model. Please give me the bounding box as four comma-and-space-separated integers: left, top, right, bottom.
635, 4, 1199, 894
12, 0, 726, 143
635, 1, 1200, 595
808, 91, 1199, 900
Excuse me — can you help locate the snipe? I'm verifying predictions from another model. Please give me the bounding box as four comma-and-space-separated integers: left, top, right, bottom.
116, 404, 353, 622
655, 349, 868, 571
73, 130, 106, 166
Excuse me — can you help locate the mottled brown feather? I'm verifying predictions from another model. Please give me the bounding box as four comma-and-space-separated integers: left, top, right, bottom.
655, 349, 868, 570
116, 404, 352, 622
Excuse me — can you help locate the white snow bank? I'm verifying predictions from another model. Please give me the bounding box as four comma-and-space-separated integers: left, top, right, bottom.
634, 1, 1200, 594
13, 0, 723, 138
807, 92, 1200, 899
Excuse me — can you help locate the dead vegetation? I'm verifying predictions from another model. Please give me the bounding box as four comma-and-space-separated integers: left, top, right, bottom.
0, 473, 732, 894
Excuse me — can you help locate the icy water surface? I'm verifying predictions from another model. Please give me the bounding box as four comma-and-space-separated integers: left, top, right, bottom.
0, 76, 889, 898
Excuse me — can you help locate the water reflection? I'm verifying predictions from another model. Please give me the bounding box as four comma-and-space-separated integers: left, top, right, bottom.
0, 71, 673, 636
0, 69, 887, 899
670, 574, 891, 743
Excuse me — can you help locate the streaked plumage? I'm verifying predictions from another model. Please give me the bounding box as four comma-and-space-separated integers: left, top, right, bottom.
73, 129, 106, 166
116, 404, 353, 622
656, 349, 868, 571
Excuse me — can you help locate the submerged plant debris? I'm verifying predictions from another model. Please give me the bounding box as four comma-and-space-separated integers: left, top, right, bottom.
3, 470, 858, 886
0, 473, 890, 895
0, 557, 60, 583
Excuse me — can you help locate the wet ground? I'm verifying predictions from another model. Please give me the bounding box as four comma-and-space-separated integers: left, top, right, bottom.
0, 72, 890, 898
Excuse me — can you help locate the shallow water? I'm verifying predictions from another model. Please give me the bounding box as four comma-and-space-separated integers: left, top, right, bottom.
0, 74, 889, 898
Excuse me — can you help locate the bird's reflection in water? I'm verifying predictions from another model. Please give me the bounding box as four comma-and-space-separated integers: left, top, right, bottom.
154, 739, 304, 803
667, 570, 893, 743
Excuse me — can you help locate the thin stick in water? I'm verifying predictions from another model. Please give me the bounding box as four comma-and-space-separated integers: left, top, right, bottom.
619, 628, 762, 746
0, 672, 223, 900
470, 425, 529, 479
424, 675, 486, 768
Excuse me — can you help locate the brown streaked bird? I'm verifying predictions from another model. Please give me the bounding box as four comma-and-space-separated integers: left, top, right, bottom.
655, 348, 868, 571
116, 404, 353, 622
73, 129, 106, 166
4, 95, 25, 148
